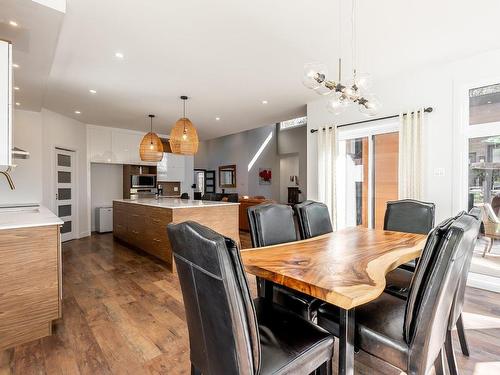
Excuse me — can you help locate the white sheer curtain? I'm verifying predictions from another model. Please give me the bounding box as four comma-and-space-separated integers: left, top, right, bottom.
317, 125, 338, 230
398, 108, 424, 199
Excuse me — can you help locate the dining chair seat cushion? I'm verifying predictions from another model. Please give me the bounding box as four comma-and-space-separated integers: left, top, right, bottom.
254, 297, 334, 375
273, 284, 323, 321
384, 267, 413, 299
317, 293, 409, 371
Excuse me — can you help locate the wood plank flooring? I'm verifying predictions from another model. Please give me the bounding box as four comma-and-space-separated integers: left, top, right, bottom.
1, 232, 499, 374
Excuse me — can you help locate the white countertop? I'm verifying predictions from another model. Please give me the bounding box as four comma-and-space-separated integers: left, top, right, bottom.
114, 197, 239, 209
0, 204, 64, 230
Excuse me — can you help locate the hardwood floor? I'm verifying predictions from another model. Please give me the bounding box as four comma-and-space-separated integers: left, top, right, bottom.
1, 232, 499, 374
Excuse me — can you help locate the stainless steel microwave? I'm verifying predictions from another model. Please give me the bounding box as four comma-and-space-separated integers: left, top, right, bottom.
131, 174, 156, 188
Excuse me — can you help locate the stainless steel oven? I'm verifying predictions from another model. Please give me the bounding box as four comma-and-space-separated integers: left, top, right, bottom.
131, 174, 156, 188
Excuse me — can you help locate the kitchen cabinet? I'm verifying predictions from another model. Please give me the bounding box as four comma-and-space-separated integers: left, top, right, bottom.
157, 152, 185, 182
88, 126, 112, 162
0, 40, 12, 169
87, 125, 156, 165
0, 215, 62, 351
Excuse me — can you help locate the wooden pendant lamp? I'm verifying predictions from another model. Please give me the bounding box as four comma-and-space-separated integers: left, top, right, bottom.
169, 96, 199, 155
139, 114, 164, 162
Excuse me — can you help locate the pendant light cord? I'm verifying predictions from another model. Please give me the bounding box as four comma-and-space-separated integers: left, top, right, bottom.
338, 0, 342, 82
351, 0, 357, 79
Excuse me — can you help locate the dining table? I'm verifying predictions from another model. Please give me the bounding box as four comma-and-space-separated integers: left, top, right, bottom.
240, 226, 427, 375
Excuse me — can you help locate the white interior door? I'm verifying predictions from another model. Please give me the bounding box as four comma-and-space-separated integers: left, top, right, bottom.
55, 148, 76, 242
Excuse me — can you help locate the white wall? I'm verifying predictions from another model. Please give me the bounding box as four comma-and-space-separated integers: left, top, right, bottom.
307, 48, 500, 223
0, 110, 43, 204
277, 124, 307, 199
195, 124, 280, 200
41, 109, 89, 237
90, 163, 122, 231
279, 155, 299, 203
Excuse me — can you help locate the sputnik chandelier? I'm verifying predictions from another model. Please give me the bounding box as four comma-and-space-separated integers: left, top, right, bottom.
302, 0, 380, 116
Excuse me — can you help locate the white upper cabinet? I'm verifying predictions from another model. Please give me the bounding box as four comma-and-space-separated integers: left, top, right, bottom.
87, 125, 156, 165
88, 126, 112, 162
0, 41, 12, 169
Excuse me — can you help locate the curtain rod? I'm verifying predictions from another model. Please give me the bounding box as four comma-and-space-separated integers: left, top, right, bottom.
310, 107, 433, 133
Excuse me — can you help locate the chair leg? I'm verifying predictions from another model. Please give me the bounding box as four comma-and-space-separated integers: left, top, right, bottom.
434, 349, 445, 375
318, 360, 332, 375
191, 363, 201, 375
456, 313, 470, 357
445, 330, 459, 375
483, 237, 493, 257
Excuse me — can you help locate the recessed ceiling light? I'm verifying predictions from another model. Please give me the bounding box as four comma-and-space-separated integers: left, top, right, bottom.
89, 89, 97, 94
74, 110, 81, 114
12, 63, 19, 68
15, 102, 20, 106
262, 100, 268, 104
9, 20, 18, 27
215, 117, 220, 121
487, 100, 493, 104
13, 86, 19, 91
115, 52, 124, 59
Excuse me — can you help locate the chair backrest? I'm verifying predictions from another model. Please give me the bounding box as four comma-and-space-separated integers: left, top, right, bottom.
384, 199, 435, 235
483, 202, 500, 223
180, 193, 189, 199
294, 200, 333, 239
448, 207, 481, 329
405, 213, 480, 374
167, 221, 260, 375
247, 203, 297, 247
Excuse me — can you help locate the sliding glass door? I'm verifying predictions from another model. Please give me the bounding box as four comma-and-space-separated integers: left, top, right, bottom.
337, 123, 399, 229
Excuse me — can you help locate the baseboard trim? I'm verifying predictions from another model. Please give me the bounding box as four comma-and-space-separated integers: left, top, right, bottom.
467, 272, 500, 293
79, 231, 91, 239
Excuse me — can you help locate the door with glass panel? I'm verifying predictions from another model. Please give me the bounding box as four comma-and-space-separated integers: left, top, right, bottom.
337, 126, 399, 229
55, 148, 76, 242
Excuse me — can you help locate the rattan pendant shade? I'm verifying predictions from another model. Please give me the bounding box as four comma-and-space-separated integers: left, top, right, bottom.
169, 96, 199, 155
139, 115, 164, 162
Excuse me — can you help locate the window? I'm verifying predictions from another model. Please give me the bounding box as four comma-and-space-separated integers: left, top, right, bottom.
279, 116, 307, 130
467, 82, 500, 207
337, 121, 399, 229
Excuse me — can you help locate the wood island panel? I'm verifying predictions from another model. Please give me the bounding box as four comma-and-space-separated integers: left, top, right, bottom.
0, 225, 61, 351
113, 201, 239, 271
241, 227, 426, 310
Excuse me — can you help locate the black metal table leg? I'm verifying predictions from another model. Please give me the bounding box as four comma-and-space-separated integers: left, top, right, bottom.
339, 308, 355, 375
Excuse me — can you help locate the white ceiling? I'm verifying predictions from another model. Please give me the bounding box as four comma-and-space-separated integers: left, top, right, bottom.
3, 0, 500, 140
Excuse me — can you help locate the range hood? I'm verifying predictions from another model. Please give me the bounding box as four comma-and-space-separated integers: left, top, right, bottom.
12, 147, 30, 159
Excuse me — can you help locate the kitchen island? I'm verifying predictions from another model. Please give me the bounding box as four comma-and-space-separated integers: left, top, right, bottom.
0, 205, 63, 351
113, 198, 239, 270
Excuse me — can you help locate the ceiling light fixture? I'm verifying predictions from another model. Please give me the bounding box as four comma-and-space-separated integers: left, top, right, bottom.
139, 114, 164, 162
302, 0, 379, 116
15, 102, 20, 106
115, 52, 124, 59
215, 117, 220, 121
9, 21, 18, 27
169, 96, 199, 155
12, 63, 19, 68
89, 89, 97, 94
262, 100, 268, 104
74, 110, 81, 114
487, 101, 493, 104
14, 86, 19, 91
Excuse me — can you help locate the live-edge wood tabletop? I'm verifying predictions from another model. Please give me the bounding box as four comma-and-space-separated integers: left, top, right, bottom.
241, 227, 427, 310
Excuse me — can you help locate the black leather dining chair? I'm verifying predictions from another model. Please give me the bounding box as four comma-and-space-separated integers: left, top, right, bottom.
384, 199, 436, 271
294, 200, 333, 239
385, 207, 481, 375
180, 193, 190, 199
316, 212, 481, 375
247, 203, 321, 321
167, 221, 334, 375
